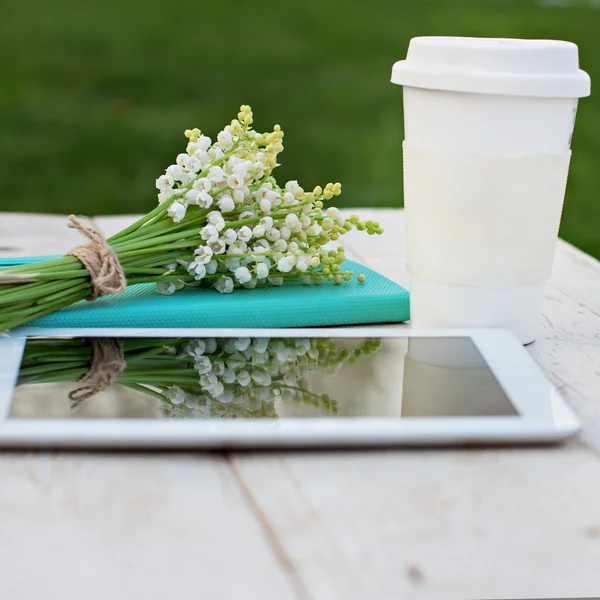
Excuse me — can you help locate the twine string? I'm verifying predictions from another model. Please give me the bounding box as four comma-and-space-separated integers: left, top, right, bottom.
69, 338, 126, 408
65, 215, 126, 300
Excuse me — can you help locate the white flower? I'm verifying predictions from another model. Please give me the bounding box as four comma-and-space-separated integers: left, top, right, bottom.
193, 177, 212, 194
221, 229, 237, 245
277, 256, 294, 273
265, 190, 278, 203
188, 260, 206, 279
255, 187, 268, 201
186, 189, 200, 204
156, 280, 184, 295
208, 165, 225, 183
227, 173, 245, 189
205, 338, 218, 353
222, 369, 236, 384
259, 199, 271, 214
255, 262, 270, 279
168, 202, 187, 223
215, 276, 234, 294
279, 226, 291, 240
234, 266, 252, 284
201, 225, 220, 243
259, 216, 273, 230
287, 241, 299, 253
211, 360, 225, 376
238, 226, 252, 242
229, 241, 247, 254
176, 153, 189, 166
300, 215, 311, 229
194, 245, 214, 264
252, 224, 266, 238
237, 370, 252, 387
273, 239, 287, 252
296, 257, 309, 272
158, 189, 174, 203
167, 385, 186, 405
208, 147, 224, 161
200, 373, 219, 390
266, 228, 280, 242
234, 337, 251, 351
285, 180, 299, 192
283, 192, 296, 206
327, 206, 340, 220
310, 256, 320, 268
295, 338, 311, 354
253, 162, 265, 178
206, 259, 218, 274
243, 278, 257, 289
225, 257, 241, 271
252, 369, 272, 386
209, 239, 227, 255
269, 277, 284, 287
253, 338, 269, 353
166, 165, 187, 183
217, 130, 233, 149
208, 211, 225, 231
194, 355, 212, 375
253, 239, 270, 251
232, 159, 252, 176
156, 174, 174, 191
184, 155, 202, 173
188, 340, 206, 356
283, 372, 297, 386
232, 188, 245, 203
285, 213, 302, 232
195, 135, 212, 152
197, 192, 213, 208
218, 194, 235, 213
209, 381, 225, 398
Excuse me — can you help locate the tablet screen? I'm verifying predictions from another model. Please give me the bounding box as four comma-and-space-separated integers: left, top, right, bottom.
10, 336, 518, 420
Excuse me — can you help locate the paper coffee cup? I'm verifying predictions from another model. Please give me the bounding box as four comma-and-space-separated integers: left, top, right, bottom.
391, 37, 590, 344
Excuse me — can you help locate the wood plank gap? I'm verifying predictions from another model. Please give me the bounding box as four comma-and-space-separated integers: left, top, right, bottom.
227, 453, 313, 600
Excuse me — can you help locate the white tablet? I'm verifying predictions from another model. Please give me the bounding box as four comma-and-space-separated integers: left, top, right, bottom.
0, 327, 579, 448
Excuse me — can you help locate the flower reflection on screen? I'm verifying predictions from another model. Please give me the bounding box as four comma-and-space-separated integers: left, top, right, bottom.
17, 337, 382, 419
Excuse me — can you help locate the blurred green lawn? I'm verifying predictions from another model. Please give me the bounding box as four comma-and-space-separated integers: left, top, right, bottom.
1, 0, 599, 256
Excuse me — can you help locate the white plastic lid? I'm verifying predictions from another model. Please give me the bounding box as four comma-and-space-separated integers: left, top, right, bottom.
391, 36, 590, 98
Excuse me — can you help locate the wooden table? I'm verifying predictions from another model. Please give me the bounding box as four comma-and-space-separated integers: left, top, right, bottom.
1, 209, 600, 600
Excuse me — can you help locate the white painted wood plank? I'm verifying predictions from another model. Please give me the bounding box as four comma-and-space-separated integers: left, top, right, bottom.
233, 447, 600, 600
0, 213, 94, 257
0, 453, 299, 600
92, 215, 146, 239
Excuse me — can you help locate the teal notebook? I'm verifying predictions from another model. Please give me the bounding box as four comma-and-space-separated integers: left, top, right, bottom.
0, 256, 410, 328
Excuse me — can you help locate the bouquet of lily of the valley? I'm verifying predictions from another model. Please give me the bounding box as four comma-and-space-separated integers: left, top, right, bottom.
0, 105, 383, 332
16, 336, 382, 418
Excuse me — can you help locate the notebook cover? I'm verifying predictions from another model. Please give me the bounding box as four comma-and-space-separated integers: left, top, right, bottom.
0, 256, 410, 328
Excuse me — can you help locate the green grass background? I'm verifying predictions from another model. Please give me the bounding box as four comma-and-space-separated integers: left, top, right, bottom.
1, 0, 599, 256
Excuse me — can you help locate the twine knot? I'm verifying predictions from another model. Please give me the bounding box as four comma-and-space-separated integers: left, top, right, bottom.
65, 215, 126, 300
69, 338, 126, 408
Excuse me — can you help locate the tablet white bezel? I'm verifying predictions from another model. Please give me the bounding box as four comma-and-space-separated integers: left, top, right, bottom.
0, 327, 580, 447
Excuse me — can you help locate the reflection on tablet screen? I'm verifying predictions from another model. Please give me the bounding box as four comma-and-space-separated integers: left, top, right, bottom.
11, 336, 518, 420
